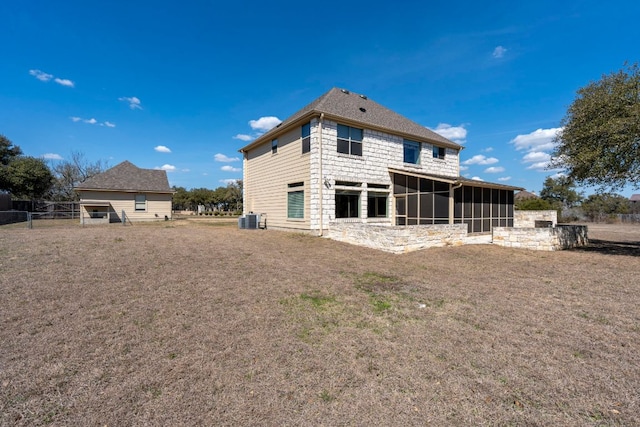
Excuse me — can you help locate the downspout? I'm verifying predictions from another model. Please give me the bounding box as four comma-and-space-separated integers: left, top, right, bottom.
318, 113, 325, 236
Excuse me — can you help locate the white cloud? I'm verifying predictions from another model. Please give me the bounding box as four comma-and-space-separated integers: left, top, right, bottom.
249, 116, 282, 132
459, 165, 469, 171
214, 153, 240, 162
462, 154, 499, 165
526, 161, 553, 171
70, 116, 115, 127
492, 46, 507, 58
119, 96, 143, 110
497, 176, 512, 182
511, 128, 562, 152
429, 123, 467, 143
221, 165, 242, 172
29, 69, 53, 82
233, 134, 253, 142
483, 147, 494, 152
550, 172, 566, 179
522, 151, 551, 163
29, 69, 74, 87
54, 78, 74, 88
154, 145, 172, 153
471, 176, 484, 181
484, 166, 505, 173
42, 153, 63, 160
155, 164, 176, 172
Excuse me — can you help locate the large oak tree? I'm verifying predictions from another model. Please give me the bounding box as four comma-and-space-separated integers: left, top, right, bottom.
552, 63, 640, 190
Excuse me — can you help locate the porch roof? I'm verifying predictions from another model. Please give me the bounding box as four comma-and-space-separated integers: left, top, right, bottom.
79, 201, 111, 207
388, 168, 523, 191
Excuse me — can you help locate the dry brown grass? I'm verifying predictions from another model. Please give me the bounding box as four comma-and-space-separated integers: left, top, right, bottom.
1, 220, 639, 426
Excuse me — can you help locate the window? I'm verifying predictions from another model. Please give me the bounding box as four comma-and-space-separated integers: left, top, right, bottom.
336, 191, 360, 218
337, 124, 363, 156
433, 146, 446, 159
403, 140, 420, 164
287, 182, 304, 219
271, 138, 278, 154
301, 122, 311, 154
135, 194, 146, 211
367, 193, 387, 218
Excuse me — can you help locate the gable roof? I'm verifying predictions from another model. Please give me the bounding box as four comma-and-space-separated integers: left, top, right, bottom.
631, 194, 640, 202
514, 190, 539, 200
240, 88, 463, 152
75, 161, 172, 193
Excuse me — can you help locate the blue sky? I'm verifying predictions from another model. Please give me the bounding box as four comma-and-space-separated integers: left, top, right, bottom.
2, 1, 639, 196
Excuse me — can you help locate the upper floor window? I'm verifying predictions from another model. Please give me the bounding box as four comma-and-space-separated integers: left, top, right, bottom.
403, 140, 421, 164
337, 124, 363, 156
302, 122, 311, 154
272, 139, 278, 154
433, 146, 445, 160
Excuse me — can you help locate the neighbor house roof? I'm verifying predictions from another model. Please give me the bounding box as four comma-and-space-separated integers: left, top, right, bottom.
630, 194, 640, 202
514, 190, 539, 201
240, 88, 463, 152
75, 161, 172, 193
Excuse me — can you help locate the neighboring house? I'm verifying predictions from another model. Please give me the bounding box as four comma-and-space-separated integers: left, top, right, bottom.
631, 194, 640, 204
75, 161, 173, 224
514, 190, 538, 202
239, 88, 521, 235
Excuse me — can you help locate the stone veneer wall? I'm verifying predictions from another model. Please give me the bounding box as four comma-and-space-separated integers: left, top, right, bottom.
309, 119, 460, 230
514, 210, 558, 228
493, 225, 588, 251
326, 223, 467, 254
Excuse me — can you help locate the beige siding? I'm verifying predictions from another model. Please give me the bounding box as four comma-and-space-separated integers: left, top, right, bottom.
79, 191, 172, 222
244, 126, 311, 230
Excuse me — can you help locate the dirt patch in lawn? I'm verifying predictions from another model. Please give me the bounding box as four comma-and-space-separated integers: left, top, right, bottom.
1, 222, 639, 425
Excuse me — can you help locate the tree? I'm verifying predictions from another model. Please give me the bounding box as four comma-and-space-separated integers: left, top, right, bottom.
4, 156, 54, 198
1, 135, 53, 198
552, 63, 640, 190
225, 180, 243, 212
0, 135, 23, 192
188, 188, 216, 211
515, 197, 554, 211
0, 134, 22, 165
171, 186, 190, 211
48, 151, 109, 201
539, 176, 582, 208
581, 193, 630, 222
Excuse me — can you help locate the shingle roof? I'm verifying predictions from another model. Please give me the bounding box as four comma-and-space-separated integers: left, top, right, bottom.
630, 194, 640, 202
514, 190, 539, 200
240, 88, 462, 152
75, 161, 172, 193
388, 168, 523, 191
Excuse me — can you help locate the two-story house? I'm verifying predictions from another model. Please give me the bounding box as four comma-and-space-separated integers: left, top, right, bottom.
240, 88, 520, 235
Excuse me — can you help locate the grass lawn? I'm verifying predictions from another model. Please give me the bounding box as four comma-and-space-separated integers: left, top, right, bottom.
1, 221, 639, 425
